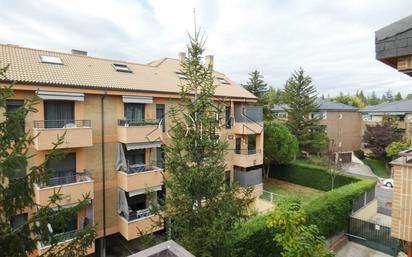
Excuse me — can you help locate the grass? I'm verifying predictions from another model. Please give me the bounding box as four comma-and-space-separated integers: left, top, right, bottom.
263, 178, 324, 204
363, 158, 390, 178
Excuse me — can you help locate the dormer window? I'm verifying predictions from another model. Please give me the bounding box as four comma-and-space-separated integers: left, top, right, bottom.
217, 77, 230, 84
176, 71, 188, 80
113, 63, 132, 73
40, 55, 63, 65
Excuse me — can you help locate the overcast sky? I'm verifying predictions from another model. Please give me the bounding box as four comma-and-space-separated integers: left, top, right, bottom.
0, 0, 411, 97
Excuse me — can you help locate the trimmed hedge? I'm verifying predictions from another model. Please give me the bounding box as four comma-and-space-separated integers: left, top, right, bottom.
230, 214, 281, 257
270, 161, 360, 191
304, 179, 376, 237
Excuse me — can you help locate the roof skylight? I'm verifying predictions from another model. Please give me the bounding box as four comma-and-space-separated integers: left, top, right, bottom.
40, 55, 63, 65
217, 77, 230, 84
112, 63, 132, 73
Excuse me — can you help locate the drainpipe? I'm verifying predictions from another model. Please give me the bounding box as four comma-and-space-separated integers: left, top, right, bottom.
101, 92, 107, 257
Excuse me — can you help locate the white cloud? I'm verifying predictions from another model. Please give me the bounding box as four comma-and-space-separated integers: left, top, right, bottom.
0, 0, 411, 97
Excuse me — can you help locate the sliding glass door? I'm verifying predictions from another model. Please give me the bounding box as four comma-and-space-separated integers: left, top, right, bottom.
44, 101, 74, 128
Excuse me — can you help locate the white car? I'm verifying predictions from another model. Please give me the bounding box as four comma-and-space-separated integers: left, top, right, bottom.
382, 178, 394, 188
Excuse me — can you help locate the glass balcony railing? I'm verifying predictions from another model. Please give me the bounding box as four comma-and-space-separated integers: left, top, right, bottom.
34, 120, 91, 129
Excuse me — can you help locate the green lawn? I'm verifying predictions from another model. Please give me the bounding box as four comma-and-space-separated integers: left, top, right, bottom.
263, 178, 323, 204
363, 158, 390, 178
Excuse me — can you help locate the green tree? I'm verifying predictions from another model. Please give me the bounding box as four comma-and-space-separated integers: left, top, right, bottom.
242, 69, 268, 100
334, 95, 365, 108
406, 93, 412, 100
386, 141, 409, 158
163, 28, 252, 256
263, 121, 298, 178
395, 92, 402, 101
357, 90, 367, 104
384, 89, 394, 102
363, 123, 396, 159
368, 91, 380, 105
282, 68, 328, 153
0, 66, 96, 257
267, 197, 334, 257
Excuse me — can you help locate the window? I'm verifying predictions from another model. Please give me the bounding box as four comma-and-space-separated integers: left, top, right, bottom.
247, 135, 257, 154
40, 55, 63, 65
225, 170, 231, 191
176, 71, 188, 80
156, 147, 165, 169
276, 112, 288, 118
125, 149, 145, 166
156, 104, 165, 132
217, 77, 230, 84
6, 100, 25, 138
44, 101, 74, 128
125, 103, 145, 122
11, 213, 28, 229
309, 112, 327, 120
339, 113, 343, 120
225, 106, 232, 129
127, 193, 147, 211
235, 137, 241, 154
112, 63, 132, 73
46, 152, 76, 186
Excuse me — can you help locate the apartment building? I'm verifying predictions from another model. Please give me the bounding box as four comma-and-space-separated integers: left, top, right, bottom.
0, 44, 264, 256
271, 100, 362, 153
375, 14, 412, 252
360, 100, 412, 141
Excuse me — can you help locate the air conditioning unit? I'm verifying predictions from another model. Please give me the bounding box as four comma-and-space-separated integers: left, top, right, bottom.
397, 56, 412, 71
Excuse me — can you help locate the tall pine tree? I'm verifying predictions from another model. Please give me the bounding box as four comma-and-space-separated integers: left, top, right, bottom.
0, 66, 96, 257
163, 28, 252, 256
282, 68, 328, 153
242, 70, 268, 100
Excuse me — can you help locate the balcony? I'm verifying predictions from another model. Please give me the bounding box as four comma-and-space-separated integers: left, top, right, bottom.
118, 209, 163, 240
117, 119, 163, 144
234, 168, 262, 187
32, 120, 93, 150
233, 149, 263, 168
34, 173, 94, 206
233, 105, 263, 134
117, 164, 164, 192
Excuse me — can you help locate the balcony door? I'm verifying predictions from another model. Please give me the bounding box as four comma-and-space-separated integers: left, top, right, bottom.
44, 101, 74, 128
156, 104, 165, 132
125, 103, 145, 122
235, 137, 241, 154
46, 152, 76, 185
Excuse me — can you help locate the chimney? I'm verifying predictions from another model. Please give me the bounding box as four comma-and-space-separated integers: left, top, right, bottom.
178, 52, 186, 63
205, 55, 214, 69
71, 49, 88, 56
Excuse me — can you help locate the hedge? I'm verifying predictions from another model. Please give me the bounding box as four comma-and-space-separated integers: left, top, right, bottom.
304, 179, 376, 237
269, 161, 360, 191
231, 170, 376, 254
230, 214, 281, 257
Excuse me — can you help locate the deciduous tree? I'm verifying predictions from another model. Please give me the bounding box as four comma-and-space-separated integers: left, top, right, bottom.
363, 123, 396, 159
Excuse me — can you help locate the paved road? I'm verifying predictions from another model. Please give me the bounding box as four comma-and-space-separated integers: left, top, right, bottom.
375, 184, 393, 211
336, 242, 392, 257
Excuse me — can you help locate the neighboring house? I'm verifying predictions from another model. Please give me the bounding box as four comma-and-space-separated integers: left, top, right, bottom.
359, 100, 412, 140
271, 100, 361, 153
0, 44, 263, 256
375, 15, 412, 252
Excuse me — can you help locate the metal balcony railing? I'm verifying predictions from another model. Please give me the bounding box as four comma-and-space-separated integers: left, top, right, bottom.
234, 149, 261, 155
118, 119, 161, 127
34, 120, 91, 129
120, 208, 151, 221
40, 220, 93, 247
40, 172, 92, 188
124, 163, 163, 174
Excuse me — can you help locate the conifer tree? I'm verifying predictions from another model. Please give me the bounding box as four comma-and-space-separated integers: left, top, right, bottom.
395, 92, 402, 101
163, 29, 252, 256
0, 66, 96, 257
242, 70, 268, 100
368, 91, 380, 105
282, 68, 328, 153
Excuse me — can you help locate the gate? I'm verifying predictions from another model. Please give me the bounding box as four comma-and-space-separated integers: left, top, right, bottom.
348, 217, 400, 256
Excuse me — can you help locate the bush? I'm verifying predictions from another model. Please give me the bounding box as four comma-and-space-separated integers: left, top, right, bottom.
304, 179, 376, 237
353, 149, 365, 160
270, 161, 360, 191
230, 215, 281, 257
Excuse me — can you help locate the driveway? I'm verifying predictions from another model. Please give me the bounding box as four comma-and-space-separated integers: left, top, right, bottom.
336, 242, 392, 257
341, 163, 378, 180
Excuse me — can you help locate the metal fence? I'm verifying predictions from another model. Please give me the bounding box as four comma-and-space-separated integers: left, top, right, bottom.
234, 149, 261, 155
34, 120, 91, 129
348, 217, 400, 256
352, 187, 375, 213
117, 118, 161, 127
260, 190, 283, 204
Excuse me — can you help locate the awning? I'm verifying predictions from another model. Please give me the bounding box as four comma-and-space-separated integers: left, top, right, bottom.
129, 185, 162, 197
126, 141, 161, 151
36, 90, 84, 101
122, 96, 153, 104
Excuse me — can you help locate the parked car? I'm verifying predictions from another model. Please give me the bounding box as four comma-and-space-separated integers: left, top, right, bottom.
382, 178, 394, 188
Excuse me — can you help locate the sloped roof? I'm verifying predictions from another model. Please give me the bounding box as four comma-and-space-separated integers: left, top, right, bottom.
359, 99, 412, 113
376, 15, 412, 41
271, 100, 357, 112
0, 44, 256, 99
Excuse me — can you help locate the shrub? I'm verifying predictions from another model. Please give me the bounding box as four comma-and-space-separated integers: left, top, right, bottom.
230, 215, 281, 257
304, 179, 376, 237
270, 161, 360, 191
353, 149, 365, 160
